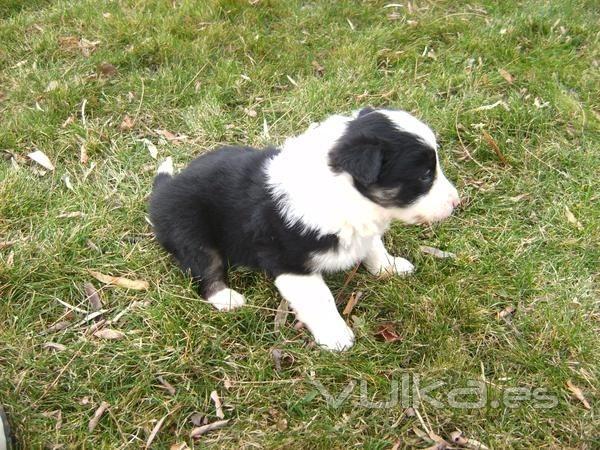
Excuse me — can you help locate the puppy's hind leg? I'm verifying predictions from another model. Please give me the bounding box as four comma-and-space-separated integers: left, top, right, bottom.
177, 246, 245, 311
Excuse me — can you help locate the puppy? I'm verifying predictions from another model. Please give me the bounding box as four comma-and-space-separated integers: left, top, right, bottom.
149, 107, 459, 351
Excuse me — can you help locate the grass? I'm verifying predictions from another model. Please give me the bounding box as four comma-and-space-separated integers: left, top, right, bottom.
1, 0, 598, 448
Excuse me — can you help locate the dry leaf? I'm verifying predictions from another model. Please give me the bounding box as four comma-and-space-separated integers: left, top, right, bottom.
420, 246, 456, 259
58, 36, 79, 50
45, 321, 71, 333
450, 430, 490, 450
80, 143, 88, 164
79, 396, 91, 405
498, 68, 514, 84
481, 130, 509, 165
564, 206, 583, 230
145, 415, 167, 449
62, 174, 74, 191
190, 419, 230, 438
141, 139, 158, 159
28, 150, 55, 171
0, 239, 18, 249
472, 100, 510, 112
43, 342, 66, 351
210, 390, 225, 419
170, 443, 190, 450
156, 129, 177, 140
274, 299, 289, 331
498, 305, 516, 319
89, 270, 149, 290
57, 211, 85, 218
84, 282, 102, 311
46, 80, 60, 92
270, 348, 294, 372
190, 413, 207, 427
93, 329, 125, 340
311, 60, 324, 76
98, 62, 117, 77
88, 401, 109, 432
566, 379, 591, 409
534, 97, 549, 109
42, 410, 63, 431
120, 115, 134, 131
243, 108, 257, 117
374, 322, 402, 342
157, 376, 176, 396
6, 251, 14, 267
342, 291, 363, 316
509, 193, 529, 202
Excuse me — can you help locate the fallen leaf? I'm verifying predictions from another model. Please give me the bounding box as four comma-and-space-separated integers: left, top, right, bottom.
190, 413, 207, 427
534, 97, 549, 109
311, 60, 324, 76
58, 36, 79, 51
80, 143, 88, 164
42, 410, 63, 431
28, 150, 55, 171
88, 401, 109, 432
190, 419, 230, 438
84, 282, 102, 311
98, 62, 117, 77
45, 321, 71, 333
509, 193, 529, 202
157, 376, 176, 396
270, 348, 294, 371
141, 138, 158, 159
43, 342, 66, 351
342, 291, 363, 316
498, 68, 514, 84
79, 397, 91, 405
223, 375, 233, 390
210, 390, 225, 419
170, 443, 190, 450
449, 430, 490, 450
89, 270, 149, 290
374, 322, 402, 342
145, 414, 167, 449
274, 299, 289, 331
243, 108, 257, 117
0, 239, 19, 249
286, 74, 298, 87
93, 329, 125, 340
420, 246, 456, 259
566, 379, 591, 409
119, 115, 134, 131
45, 80, 59, 92
57, 211, 85, 218
498, 305, 516, 319
481, 130, 509, 165
564, 206, 583, 230
472, 100, 510, 112
62, 174, 74, 191
6, 251, 14, 267
155, 129, 176, 140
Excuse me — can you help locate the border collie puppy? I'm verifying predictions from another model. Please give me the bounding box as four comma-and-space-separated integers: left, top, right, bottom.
149, 107, 459, 351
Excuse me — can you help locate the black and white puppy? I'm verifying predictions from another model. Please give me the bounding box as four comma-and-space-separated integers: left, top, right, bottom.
149, 107, 459, 351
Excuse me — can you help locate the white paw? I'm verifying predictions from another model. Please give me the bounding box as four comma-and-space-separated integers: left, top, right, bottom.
369, 256, 414, 277
311, 319, 355, 351
390, 257, 415, 276
207, 288, 246, 311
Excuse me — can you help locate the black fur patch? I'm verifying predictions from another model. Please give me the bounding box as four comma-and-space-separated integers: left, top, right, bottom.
329, 112, 437, 207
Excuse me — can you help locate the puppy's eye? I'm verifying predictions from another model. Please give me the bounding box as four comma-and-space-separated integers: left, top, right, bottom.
419, 169, 434, 182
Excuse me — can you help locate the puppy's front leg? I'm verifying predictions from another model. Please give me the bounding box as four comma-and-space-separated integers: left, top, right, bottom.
274, 273, 355, 351
363, 237, 414, 277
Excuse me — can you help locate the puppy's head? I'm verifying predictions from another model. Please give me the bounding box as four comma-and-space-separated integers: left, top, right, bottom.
329, 107, 460, 224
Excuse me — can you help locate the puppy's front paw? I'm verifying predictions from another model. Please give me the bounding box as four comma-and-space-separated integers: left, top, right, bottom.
389, 257, 415, 276
311, 319, 355, 351
367, 256, 414, 278
208, 288, 246, 311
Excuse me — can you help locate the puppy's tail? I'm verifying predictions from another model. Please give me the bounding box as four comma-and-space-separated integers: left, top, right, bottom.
153, 157, 174, 190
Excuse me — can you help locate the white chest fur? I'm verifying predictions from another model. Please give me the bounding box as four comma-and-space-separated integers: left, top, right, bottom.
309, 231, 379, 273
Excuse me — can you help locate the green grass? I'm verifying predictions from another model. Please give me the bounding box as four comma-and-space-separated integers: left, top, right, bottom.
1, 0, 599, 448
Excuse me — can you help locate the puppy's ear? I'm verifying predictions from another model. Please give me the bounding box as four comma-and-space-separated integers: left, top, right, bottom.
330, 141, 383, 186
357, 106, 375, 117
